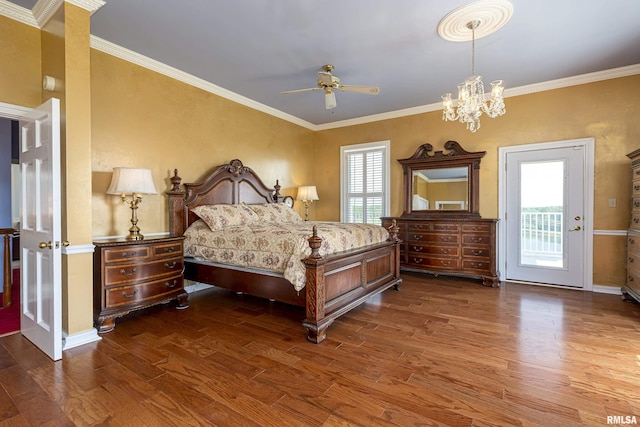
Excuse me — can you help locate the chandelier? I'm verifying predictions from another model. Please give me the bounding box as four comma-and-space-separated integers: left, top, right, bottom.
441, 20, 506, 133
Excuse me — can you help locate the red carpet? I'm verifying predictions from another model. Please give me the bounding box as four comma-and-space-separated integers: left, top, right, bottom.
0, 269, 20, 336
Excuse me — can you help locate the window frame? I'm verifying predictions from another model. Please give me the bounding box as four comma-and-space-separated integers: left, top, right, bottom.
340, 140, 391, 224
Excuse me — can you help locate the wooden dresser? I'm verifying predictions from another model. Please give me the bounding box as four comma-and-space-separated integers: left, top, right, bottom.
382, 217, 499, 287
93, 236, 189, 333
624, 149, 640, 303
386, 141, 500, 287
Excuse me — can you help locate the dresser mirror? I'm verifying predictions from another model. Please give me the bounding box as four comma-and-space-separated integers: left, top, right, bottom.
399, 141, 485, 218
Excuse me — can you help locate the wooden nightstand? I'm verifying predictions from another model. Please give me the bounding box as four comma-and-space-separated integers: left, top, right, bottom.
93, 236, 189, 333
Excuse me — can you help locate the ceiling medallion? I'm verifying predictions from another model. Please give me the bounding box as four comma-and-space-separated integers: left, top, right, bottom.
438, 1, 512, 132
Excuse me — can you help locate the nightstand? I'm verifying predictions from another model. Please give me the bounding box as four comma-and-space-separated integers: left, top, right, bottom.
93, 235, 189, 333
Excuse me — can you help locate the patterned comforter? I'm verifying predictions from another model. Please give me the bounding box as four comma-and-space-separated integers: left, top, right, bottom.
184, 219, 390, 291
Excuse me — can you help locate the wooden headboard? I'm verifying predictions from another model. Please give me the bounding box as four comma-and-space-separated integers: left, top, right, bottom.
167, 159, 280, 236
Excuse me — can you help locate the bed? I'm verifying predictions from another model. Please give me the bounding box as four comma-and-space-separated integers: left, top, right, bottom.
167, 159, 402, 343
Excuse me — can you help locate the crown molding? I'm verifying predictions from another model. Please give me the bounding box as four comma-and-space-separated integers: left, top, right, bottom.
315, 64, 640, 131
33, 0, 104, 27
0, 0, 38, 27
1, 2, 637, 131
90, 36, 317, 131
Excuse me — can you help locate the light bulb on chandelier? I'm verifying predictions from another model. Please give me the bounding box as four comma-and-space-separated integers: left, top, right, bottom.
441, 20, 506, 133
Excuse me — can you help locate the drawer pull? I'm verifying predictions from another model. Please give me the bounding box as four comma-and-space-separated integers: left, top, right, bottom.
635, 201, 640, 208
164, 246, 176, 253
165, 280, 178, 288
635, 218, 640, 224
471, 237, 483, 243
120, 251, 140, 258
412, 246, 423, 252
471, 249, 484, 256
470, 262, 484, 268
119, 267, 137, 276
630, 239, 635, 244
414, 224, 423, 229
121, 289, 139, 298
440, 236, 454, 242
164, 261, 178, 269
635, 185, 640, 191
629, 257, 634, 263
412, 235, 423, 240
412, 258, 423, 264
440, 260, 452, 266
440, 248, 451, 254
629, 275, 634, 282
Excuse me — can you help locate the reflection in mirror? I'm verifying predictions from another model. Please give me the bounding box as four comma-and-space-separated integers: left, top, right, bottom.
412, 167, 468, 211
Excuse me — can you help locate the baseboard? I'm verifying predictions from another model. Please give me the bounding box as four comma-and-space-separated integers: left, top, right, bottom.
63, 328, 102, 350
592, 284, 622, 295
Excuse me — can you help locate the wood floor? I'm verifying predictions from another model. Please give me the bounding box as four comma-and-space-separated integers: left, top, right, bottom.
0, 273, 639, 426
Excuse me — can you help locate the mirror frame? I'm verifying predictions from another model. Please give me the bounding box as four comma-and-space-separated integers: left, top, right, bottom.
399, 140, 486, 219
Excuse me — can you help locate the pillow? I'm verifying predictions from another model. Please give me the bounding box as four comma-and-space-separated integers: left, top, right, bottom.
191, 204, 258, 230
247, 203, 303, 224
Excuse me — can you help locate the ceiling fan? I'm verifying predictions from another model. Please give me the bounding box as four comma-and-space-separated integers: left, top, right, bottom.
281, 64, 380, 110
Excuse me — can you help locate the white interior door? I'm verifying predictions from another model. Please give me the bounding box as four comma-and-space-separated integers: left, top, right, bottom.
19, 98, 62, 361
501, 140, 593, 288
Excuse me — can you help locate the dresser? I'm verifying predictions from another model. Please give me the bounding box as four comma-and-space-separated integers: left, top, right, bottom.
382, 217, 499, 287
624, 149, 640, 303
93, 236, 189, 333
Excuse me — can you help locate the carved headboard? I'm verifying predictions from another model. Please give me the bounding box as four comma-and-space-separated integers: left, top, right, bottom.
167, 159, 280, 236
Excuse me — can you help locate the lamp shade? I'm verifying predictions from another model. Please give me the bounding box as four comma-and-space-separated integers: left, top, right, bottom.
106, 167, 158, 195
296, 185, 319, 201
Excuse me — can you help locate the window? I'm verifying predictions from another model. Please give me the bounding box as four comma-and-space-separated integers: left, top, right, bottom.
340, 141, 390, 225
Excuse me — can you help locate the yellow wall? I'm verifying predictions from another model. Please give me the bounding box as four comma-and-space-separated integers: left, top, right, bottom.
313, 75, 640, 287
0, 15, 41, 107
90, 51, 315, 236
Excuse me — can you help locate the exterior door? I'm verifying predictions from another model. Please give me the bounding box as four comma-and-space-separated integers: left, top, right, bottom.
501, 140, 592, 288
19, 98, 62, 361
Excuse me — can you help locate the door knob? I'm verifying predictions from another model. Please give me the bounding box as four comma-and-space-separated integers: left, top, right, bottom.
62, 240, 69, 247
569, 226, 581, 231
39, 241, 53, 249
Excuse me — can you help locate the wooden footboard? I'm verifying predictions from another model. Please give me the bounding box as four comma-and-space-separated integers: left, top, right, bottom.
303, 224, 402, 343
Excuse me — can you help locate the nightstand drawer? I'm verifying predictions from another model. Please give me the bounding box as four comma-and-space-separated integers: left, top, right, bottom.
103, 246, 150, 263
152, 241, 183, 258
105, 276, 184, 308
104, 256, 183, 287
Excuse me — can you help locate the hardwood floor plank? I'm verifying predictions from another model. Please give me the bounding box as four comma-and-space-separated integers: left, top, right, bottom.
0, 275, 638, 426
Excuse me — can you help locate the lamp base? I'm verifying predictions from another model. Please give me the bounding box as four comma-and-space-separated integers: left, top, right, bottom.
125, 231, 144, 241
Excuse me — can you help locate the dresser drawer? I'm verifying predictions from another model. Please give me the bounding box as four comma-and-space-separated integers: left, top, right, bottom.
462, 246, 491, 258
633, 198, 640, 212
408, 244, 459, 256
462, 259, 492, 273
431, 222, 460, 232
408, 233, 458, 244
104, 256, 184, 287
633, 180, 640, 197
628, 233, 640, 253
461, 223, 491, 233
407, 255, 459, 270
631, 213, 640, 230
105, 276, 184, 308
462, 234, 491, 245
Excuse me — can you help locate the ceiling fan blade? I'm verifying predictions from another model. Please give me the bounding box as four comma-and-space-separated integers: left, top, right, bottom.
280, 87, 321, 94
318, 71, 334, 86
339, 85, 380, 95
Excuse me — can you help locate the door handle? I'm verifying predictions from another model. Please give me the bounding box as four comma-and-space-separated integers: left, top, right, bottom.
39, 241, 52, 249
569, 226, 581, 231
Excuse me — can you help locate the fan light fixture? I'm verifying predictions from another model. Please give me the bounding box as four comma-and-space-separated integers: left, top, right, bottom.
324, 88, 337, 110
438, 1, 512, 132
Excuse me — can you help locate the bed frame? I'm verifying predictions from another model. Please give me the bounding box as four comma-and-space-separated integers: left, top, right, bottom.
167, 159, 402, 343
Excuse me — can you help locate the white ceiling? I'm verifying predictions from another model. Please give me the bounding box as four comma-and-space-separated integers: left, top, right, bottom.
4, 0, 640, 129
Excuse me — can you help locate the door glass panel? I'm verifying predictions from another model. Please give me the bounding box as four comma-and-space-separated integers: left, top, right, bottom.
520, 160, 564, 268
